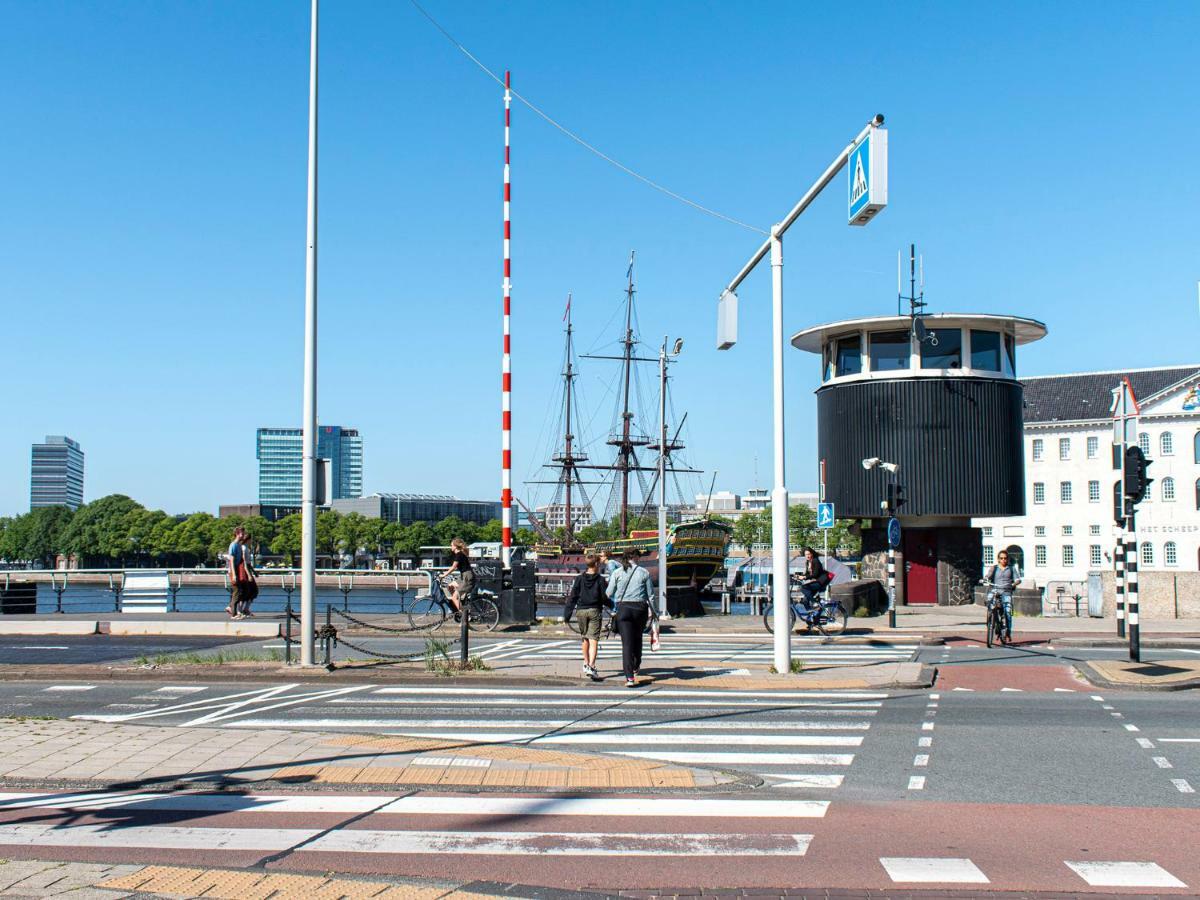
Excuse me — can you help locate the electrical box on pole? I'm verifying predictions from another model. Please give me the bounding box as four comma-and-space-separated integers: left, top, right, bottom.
1123, 446, 1153, 503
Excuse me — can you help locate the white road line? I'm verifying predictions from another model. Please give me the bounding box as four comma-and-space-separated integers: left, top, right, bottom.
1102, 705, 1114, 709
14, 646, 68, 651
1123, 724, 1140, 732
0, 792, 389, 814
1158, 738, 1200, 743
1091, 695, 1104, 701
72, 684, 300, 723
614, 751, 854, 766
1000, 687, 1022, 692
153, 686, 206, 694
232, 718, 873, 731
1111, 712, 1123, 718
482, 639, 575, 661
1066, 860, 1187, 888
913, 754, 929, 767
880, 857, 988, 884
1172, 779, 1195, 794
918, 737, 932, 748
370, 687, 889, 699
929, 693, 940, 700
43, 685, 95, 692
377, 797, 829, 818
922, 722, 935, 731
763, 774, 844, 788
907, 776, 925, 790
1152, 757, 1173, 769
1053, 688, 1075, 692
0, 823, 314, 852
951, 687, 974, 692
333, 698, 884, 709
1136, 738, 1156, 749
183, 685, 375, 726
307, 829, 812, 856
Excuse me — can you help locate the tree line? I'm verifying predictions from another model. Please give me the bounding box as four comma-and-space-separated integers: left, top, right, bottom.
0, 494, 536, 569
730, 504, 861, 557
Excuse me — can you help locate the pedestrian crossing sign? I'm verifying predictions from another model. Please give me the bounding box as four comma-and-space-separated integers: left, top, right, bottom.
848, 125, 888, 226
817, 502, 835, 529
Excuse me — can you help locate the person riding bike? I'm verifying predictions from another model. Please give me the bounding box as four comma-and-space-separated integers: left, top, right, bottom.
984, 550, 1022, 642
797, 547, 832, 610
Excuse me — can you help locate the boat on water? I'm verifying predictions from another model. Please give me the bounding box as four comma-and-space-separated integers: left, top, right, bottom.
522, 254, 731, 613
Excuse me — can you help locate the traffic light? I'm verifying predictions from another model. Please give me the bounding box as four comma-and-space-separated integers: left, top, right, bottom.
1123, 446, 1153, 503
884, 483, 907, 515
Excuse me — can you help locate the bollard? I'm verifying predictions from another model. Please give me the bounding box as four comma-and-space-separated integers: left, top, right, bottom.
323, 604, 333, 669
285, 595, 293, 666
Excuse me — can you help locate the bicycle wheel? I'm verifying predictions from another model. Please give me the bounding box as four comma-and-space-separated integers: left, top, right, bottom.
763, 603, 797, 634
466, 596, 500, 633
986, 608, 995, 648
407, 596, 447, 631
817, 602, 848, 636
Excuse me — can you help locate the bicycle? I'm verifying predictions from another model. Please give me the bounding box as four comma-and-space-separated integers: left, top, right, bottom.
763, 590, 848, 637
983, 582, 1010, 648
407, 573, 501, 633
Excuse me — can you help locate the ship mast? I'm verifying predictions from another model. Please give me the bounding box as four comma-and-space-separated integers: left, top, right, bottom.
563, 296, 576, 541
617, 254, 637, 536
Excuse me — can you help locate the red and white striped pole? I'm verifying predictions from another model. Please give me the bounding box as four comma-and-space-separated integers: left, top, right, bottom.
501, 70, 513, 567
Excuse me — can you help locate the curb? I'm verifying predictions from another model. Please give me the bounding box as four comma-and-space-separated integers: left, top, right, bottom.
1053, 637, 1200, 648
1074, 660, 1200, 692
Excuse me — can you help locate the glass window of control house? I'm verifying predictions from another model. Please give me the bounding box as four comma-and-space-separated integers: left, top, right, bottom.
920, 327, 962, 369
869, 330, 910, 372
835, 335, 862, 376
1138, 432, 1150, 454
969, 330, 1001, 371
1004, 333, 1016, 375
823, 344, 832, 381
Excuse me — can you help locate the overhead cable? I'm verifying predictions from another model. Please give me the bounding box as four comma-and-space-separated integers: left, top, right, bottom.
408, 0, 767, 235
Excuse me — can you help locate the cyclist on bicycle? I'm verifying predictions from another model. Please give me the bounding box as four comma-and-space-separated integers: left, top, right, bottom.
797, 547, 831, 610
443, 537, 475, 622
984, 550, 1021, 642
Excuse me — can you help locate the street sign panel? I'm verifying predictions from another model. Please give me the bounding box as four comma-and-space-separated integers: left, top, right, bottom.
887, 516, 901, 548
848, 125, 888, 226
817, 502, 835, 529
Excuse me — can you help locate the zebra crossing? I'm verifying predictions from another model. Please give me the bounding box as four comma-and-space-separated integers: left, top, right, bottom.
472, 636, 918, 667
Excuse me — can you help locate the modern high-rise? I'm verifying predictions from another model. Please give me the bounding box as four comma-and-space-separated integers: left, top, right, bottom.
257, 426, 363, 506
30, 435, 85, 510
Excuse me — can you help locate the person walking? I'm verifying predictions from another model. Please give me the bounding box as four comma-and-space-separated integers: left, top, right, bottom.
599, 550, 621, 583
444, 537, 474, 621
607, 549, 655, 687
564, 554, 611, 681
225, 526, 257, 619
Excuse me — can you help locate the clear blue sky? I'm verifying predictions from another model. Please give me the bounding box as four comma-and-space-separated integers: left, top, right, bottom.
3, 1, 1198, 517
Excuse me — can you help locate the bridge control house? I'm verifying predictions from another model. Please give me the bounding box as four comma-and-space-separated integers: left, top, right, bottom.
792, 313, 1047, 606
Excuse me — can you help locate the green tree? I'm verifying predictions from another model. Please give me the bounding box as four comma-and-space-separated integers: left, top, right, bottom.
512, 527, 537, 547
732, 508, 770, 548
433, 516, 474, 546
58, 495, 145, 565
316, 510, 341, 557
398, 522, 435, 558
271, 514, 303, 564
335, 512, 370, 562
476, 519, 503, 543
359, 517, 386, 559
241, 516, 275, 558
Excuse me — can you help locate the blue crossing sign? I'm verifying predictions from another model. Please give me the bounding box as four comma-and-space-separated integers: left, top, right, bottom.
817, 502, 835, 529
848, 125, 888, 226
887, 517, 902, 548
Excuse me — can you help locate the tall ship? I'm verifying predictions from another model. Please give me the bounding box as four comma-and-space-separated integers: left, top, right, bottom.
522, 254, 731, 613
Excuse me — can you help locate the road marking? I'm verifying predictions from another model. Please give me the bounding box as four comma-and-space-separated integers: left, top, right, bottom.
153, 686, 206, 694
1000, 687, 1022, 692
13, 646, 68, 650
907, 776, 925, 790
922, 722, 935, 731
918, 737, 932, 748
370, 687, 889, 699
1110, 712, 1123, 718
0, 792, 391, 814
307, 829, 812, 856
1152, 757, 1173, 769
880, 857, 988, 884
1136, 738, 1156, 749
334, 698, 884, 709
378, 797, 829, 818
0, 823, 314, 851
1066, 860, 1187, 888
43, 685, 95, 692
1123, 724, 1139, 732
1172, 779, 1195, 794
1158, 738, 1200, 743
184, 685, 374, 726
929, 693, 940, 700
913, 754, 929, 767
614, 751, 854, 766
926, 702, 938, 708
951, 687, 974, 692
1102, 705, 1114, 709
764, 774, 844, 788
1053, 688, 1075, 692
229, 717, 873, 731
72, 684, 301, 723
409, 757, 491, 768
1091, 695, 1104, 701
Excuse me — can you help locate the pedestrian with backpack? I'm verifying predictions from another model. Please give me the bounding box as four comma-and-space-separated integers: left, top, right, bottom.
607, 549, 656, 687
564, 553, 612, 681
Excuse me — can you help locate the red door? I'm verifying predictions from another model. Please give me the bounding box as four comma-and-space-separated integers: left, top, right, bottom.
904, 530, 938, 605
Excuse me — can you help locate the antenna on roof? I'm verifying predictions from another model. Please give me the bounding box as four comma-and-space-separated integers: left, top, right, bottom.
901, 243, 934, 345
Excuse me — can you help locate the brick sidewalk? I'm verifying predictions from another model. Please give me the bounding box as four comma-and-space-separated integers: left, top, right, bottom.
0, 718, 731, 792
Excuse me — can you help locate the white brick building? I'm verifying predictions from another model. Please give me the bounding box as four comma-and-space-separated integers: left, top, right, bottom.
975, 365, 1200, 588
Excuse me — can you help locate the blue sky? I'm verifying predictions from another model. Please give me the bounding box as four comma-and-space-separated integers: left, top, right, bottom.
2, 1, 1198, 517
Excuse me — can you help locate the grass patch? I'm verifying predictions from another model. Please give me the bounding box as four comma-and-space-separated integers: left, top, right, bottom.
1, 715, 56, 722
135, 649, 283, 666
853, 606, 873, 618
423, 638, 493, 675
769, 659, 805, 675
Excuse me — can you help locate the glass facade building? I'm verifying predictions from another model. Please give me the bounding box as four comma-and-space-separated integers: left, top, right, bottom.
30, 435, 85, 510
256, 426, 363, 506
331, 493, 501, 526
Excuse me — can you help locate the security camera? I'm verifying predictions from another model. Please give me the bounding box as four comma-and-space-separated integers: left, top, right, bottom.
862, 457, 881, 470
881, 461, 900, 475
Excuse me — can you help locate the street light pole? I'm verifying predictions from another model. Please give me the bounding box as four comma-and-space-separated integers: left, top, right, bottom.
658, 337, 669, 619
299, 0, 319, 667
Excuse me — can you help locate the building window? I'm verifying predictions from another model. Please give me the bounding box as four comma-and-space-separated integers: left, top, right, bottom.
835, 335, 862, 376
1088, 480, 1100, 502
1163, 477, 1176, 502
920, 328, 963, 369
1166, 541, 1178, 566
822, 345, 832, 381
1161, 432, 1174, 456
1090, 545, 1102, 566
982, 526, 993, 537
1141, 542, 1154, 567
1062, 525, 1073, 535
982, 546, 994, 566
969, 330, 1002, 371
1195, 431, 1200, 464
1087, 436, 1099, 459
1196, 477, 1200, 511
1059, 438, 1071, 460
1035, 525, 1046, 536
1032, 439, 1044, 462
1034, 483, 1045, 504
1138, 432, 1150, 455
1062, 545, 1075, 566
869, 330, 910, 372
1090, 524, 1101, 536
1035, 545, 1047, 567
1060, 481, 1073, 503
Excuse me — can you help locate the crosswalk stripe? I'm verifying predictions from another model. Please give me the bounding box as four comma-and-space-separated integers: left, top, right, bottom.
613, 751, 854, 765
330, 698, 884, 708
1066, 860, 1187, 888
0, 823, 313, 851
370, 687, 888, 699
763, 774, 844, 788
880, 857, 989, 884
259, 717, 873, 730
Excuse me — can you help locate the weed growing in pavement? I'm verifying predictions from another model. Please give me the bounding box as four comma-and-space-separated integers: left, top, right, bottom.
853, 606, 872, 618
2, 716, 56, 722
769, 659, 805, 675
135, 649, 283, 667
423, 637, 452, 671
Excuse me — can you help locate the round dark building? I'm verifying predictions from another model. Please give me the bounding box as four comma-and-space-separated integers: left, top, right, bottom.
792, 313, 1047, 606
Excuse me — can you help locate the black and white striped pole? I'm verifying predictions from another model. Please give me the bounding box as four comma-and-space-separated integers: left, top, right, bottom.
887, 541, 897, 629
1126, 517, 1139, 662
1114, 535, 1125, 639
